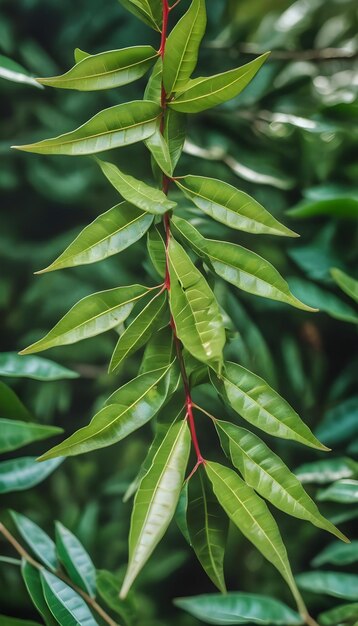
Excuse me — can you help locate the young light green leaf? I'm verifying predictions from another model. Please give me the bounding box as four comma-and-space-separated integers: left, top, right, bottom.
36, 203, 153, 273
0, 419, 62, 454
168, 238, 225, 371
40, 570, 99, 625
169, 53, 270, 113
13, 100, 160, 155
11, 511, 58, 571
39, 365, 172, 460
37, 45, 158, 90
22, 561, 58, 626
319, 602, 358, 626
296, 571, 358, 601
147, 226, 166, 278
187, 467, 228, 593
118, 0, 162, 31
164, 109, 186, 170
0, 54, 42, 89
0, 353, 78, 380
20, 284, 149, 355
174, 592, 304, 625
0, 457, 62, 494
175, 175, 297, 237
120, 419, 191, 598
294, 458, 358, 484
163, 0, 206, 94
74, 48, 90, 63
145, 125, 173, 176
55, 522, 96, 597
205, 461, 305, 612
331, 268, 358, 304
97, 159, 176, 215
317, 479, 358, 504
216, 422, 347, 542
211, 363, 327, 450
312, 541, 358, 567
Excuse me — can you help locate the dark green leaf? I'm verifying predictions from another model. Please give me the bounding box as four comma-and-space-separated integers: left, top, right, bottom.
0, 382, 32, 421
22, 561, 58, 626
319, 603, 358, 626
312, 541, 358, 567
40, 570, 99, 625
288, 278, 358, 324
147, 227, 166, 278
0, 419, 62, 454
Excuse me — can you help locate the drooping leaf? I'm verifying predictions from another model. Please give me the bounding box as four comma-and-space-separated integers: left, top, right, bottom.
163, 0, 207, 94
288, 278, 358, 324
36, 203, 153, 273
318, 603, 358, 626
294, 458, 358, 484
118, 0, 162, 31
312, 541, 358, 567
147, 226, 167, 278
331, 268, 358, 304
164, 109, 186, 170
296, 571, 358, 601
11, 511, 58, 571
0, 419, 62, 454
0, 382, 32, 421
55, 522, 96, 597
169, 53, 270, 113
20, 284, 149, 355
211, 363, 327, 450
174, 592, 304, 625
317, 479, 358, 504
13, 100, 160, 155
120, 419, 191, 598
0, 54, 42, 88
40, 570, 99, 625
0, 353, 78, 381
37, 45, 158, 90
0, 457, 62, 494
21, 561, 58, 626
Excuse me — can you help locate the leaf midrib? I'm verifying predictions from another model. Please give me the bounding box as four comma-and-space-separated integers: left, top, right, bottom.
172, 64, 255, 106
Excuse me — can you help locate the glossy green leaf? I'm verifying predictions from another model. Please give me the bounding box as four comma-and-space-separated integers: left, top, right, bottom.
145, 125, 173, 176
74, 48, 90, 63
296, 571, 358, 601
22, 561, 58, 626
109, 291, 168, 372
164, 109, 186, 170
140, 326, 175, 374
216, 422, 346, 542
174, 593, 304, 625
176, 483, 190, 544
294, 458, 358, 484
20, 284, 149, 355
40, 570, 99, 625
169, 53, 270, 113
187, 467, 228, 593
36, 203, 153, 273
0, 54, 42, 88
97, 159, 176, 215
288, 278, 358, 324
212, 362, 327, 450
0, 419, 62, 453
175, 175, 297, 237
118, 0, 162, 31
13, 100, 160, 155
331, 268, 358, 304
38, 45, 158, 90
147, 226, 166, 278
55, 522, 96, 597
317, 479, 358, 503
205, 461, 304, 611
39, 365, 172, 460
312, 541, 358, 567
96, 570, 135, 623
0, 353, 78, 381
0, 457, 62, 494
144, 57, 162, 104
168, 238, 225, 371
0, 382, 32, 421
11, 511, 58, 571
163, 0, 206, 94
120, 419, 191, 598
319, 603, 358, 626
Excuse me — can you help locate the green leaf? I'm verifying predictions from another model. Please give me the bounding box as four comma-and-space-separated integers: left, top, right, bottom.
286, 197, 358, 220
319, 603, 358, 626
164, 109, 186, 170
11, 511, 58, 571
294, 458, 358, 484
36, 203, 153, 273
22, 561, 58, 626
175, 175, 297, 237
296, 571, 358, 601
317, 479, 358, 504
39, 365, 172, 460
145, 125, 173, 176
147, 226, 166, 278
288, 278, 358, 324
109, 291, 168, 372
187, 467, 228, 593
120, 419, 191, 598
40, 570, 99, 625
163, 0, 206, 94
205, 461, 304, 611
168, 238, 225, 371
331, 268, 358, 304
118, 0, 162, 31
0, 353, 78, 380
169, 53, 270, 113
176, 483, 190, 544
316, 397, 358, 446
144, 58, 162, 104
0, 54, 42, 89
37, 45, 158, 90
140, 326, 175, 374
174, 593, 304, 625
0, 618, 42, 626
0, 419, 62, 454
96, 570, 135, 623
20, 284, 149, 355
216, 422, 347, 542
0, 382, 32, 421
0, 457, 62, 494
97, 159, 176, 215
312, 541, 358, 567
212, 362, 327, 450
13, 100, 160, 155
55, 522, 96, 597
74, 48, 90, 63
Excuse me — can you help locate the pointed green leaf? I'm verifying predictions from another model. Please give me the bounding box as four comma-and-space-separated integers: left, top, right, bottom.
13, 100, 160, 155
174, 593, 304, 625
140, 326, 175, 373
144, 57, 162, 104
0, 382, 32, 421
40, 570, 99, 625
331, 268, 358, 304
118, 0, 162, 31
36, 203, 153, 273
20, 284, 149, 355
319, 603, 358, 626
145, 125, 173, 176
294, 458, 358, 484
316, 397, 358, 446
0, 54, 42, 88
212, 363, 327, 450
169, 53, 269, 113
288, 277, 358, 323
39, 365, 172, 460
120, 419, 191, 598
96, 570, 136, 623
147, 226, 166, 278
312, 541, 358, 567
74, 48, 90, 63
0, 353, 78, 380
11, 511, 58, 571
176, 483, 190, 544
317, 479, 358, 504
0, 419, 62, 454
187, 467, 228, 593
38, 45, 158, 90
97, 159, 176, 215
55, 522, 96, 597
22, 561, 58, 626
175, 175, 297, 237
0, 457, 62, 494
168, 238, 225, 370
164, 109, 186, 170
109, 291, 168, 372
216, 422, 347, 542
205, 461, 304, 610
296, 571, 358, 601
163, 0, 206, 94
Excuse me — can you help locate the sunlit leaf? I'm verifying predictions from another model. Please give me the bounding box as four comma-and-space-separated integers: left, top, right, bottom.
40, 570, 99, 625
0, 54, 42, 89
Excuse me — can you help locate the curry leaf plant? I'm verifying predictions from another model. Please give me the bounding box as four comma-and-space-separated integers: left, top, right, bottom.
13, 1, 349, 624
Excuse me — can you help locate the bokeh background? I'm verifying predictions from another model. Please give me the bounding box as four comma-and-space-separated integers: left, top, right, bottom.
0, 0, 357, 624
